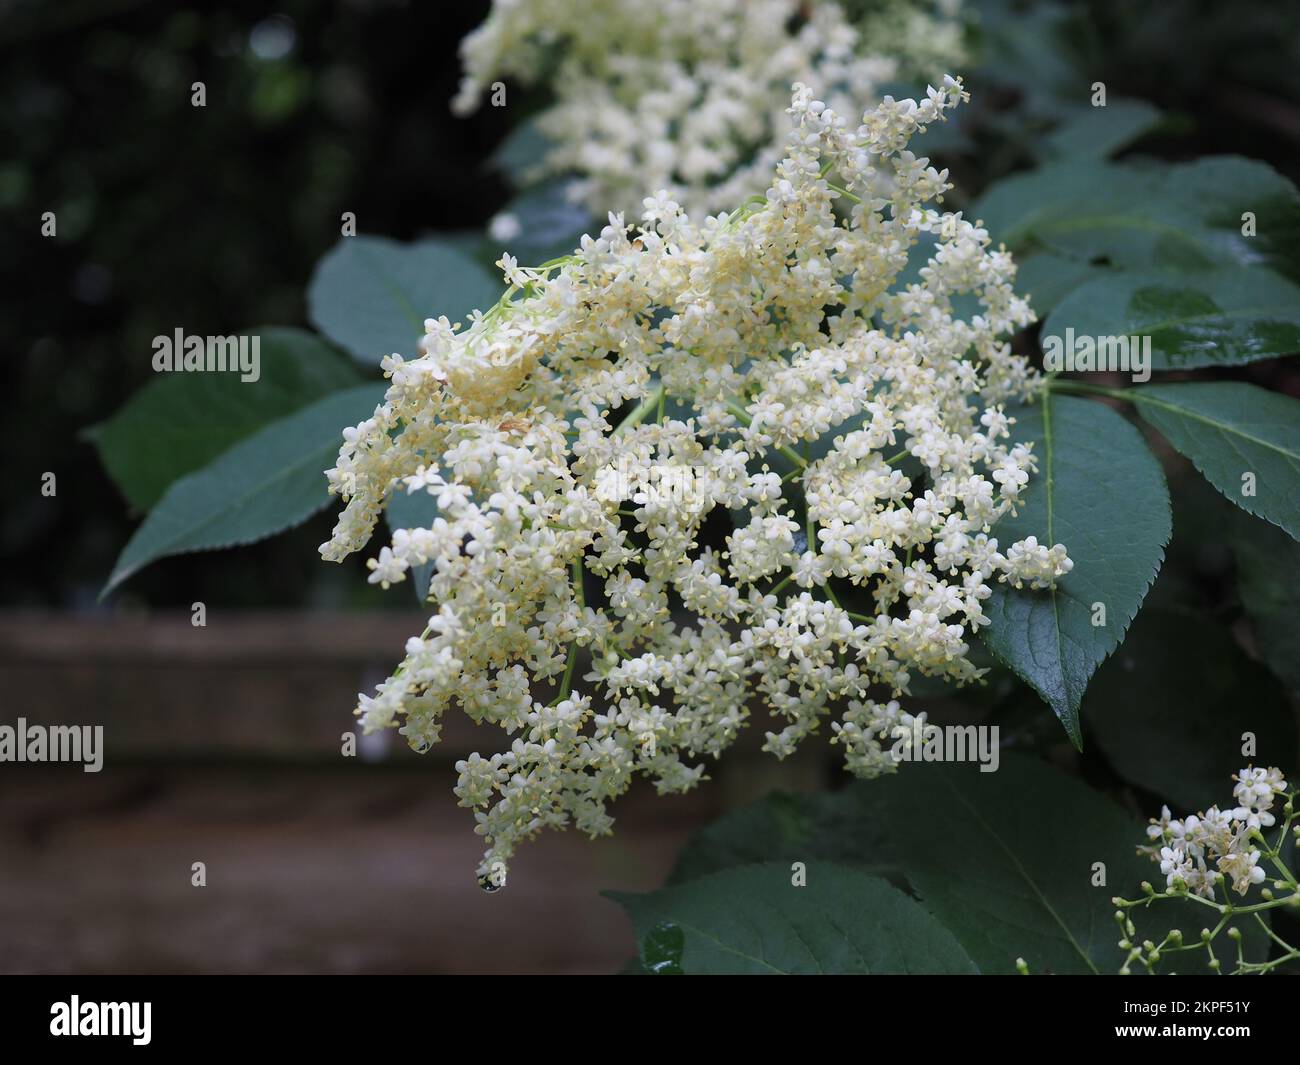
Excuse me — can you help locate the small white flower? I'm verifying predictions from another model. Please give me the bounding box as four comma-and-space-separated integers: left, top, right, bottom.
1140, 766, 1292, 901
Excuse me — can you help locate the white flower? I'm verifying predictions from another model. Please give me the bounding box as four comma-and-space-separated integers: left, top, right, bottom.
365, 546, 407, 588
1159, 846, 1190, 886
1141, 765, 1291, 900
454, 0, 966, 217
322, 80, 1070, 882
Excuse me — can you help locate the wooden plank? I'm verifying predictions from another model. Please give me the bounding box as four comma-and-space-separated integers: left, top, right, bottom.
0, 765, 719, 974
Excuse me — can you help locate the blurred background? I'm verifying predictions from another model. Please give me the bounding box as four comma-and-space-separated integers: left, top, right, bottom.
2, 0, 1299, 972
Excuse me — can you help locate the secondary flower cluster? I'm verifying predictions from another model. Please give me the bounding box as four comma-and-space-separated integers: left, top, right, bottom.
322, 78, 1070, 882
454, 0, 966, 218
1143, 767, 1291, 898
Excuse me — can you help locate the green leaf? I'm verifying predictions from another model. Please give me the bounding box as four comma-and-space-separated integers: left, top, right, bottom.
103, 383, 384, 596
1015, 252, 1109, 315
1038, 99, 1163, 162
670, 758, 1141, 974
981, 394, 1171, 745
974, 156, 1300, 281
1085, 607, 1296, 809
307, 235, 502, 366
668, 790, 900, 886
884, 759, 1151, 974
93, 327, 361, 511
1127, 382, 1300, 538
660, 756, 1270, 975
1046, 268, 1300, 370
609, 863, 977, 975
639, 922, 684, 975
1234, 510, 1300, 693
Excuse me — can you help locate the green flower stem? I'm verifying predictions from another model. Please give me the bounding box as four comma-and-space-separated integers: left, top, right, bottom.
1047, 378, 1133, 402
548, 555, 586, 708
766, 573, 794, 599
1121, 890, 1298, 917
1252, 913, 1300, 957
617, 382, 667, 435
481, 253, 580, 325
723, 399, 808, 470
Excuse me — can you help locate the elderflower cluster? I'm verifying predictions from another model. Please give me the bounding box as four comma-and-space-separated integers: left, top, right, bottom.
321, 79, 1070, 883
454, 0, 966, 218
1142, 767, 1291, 898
